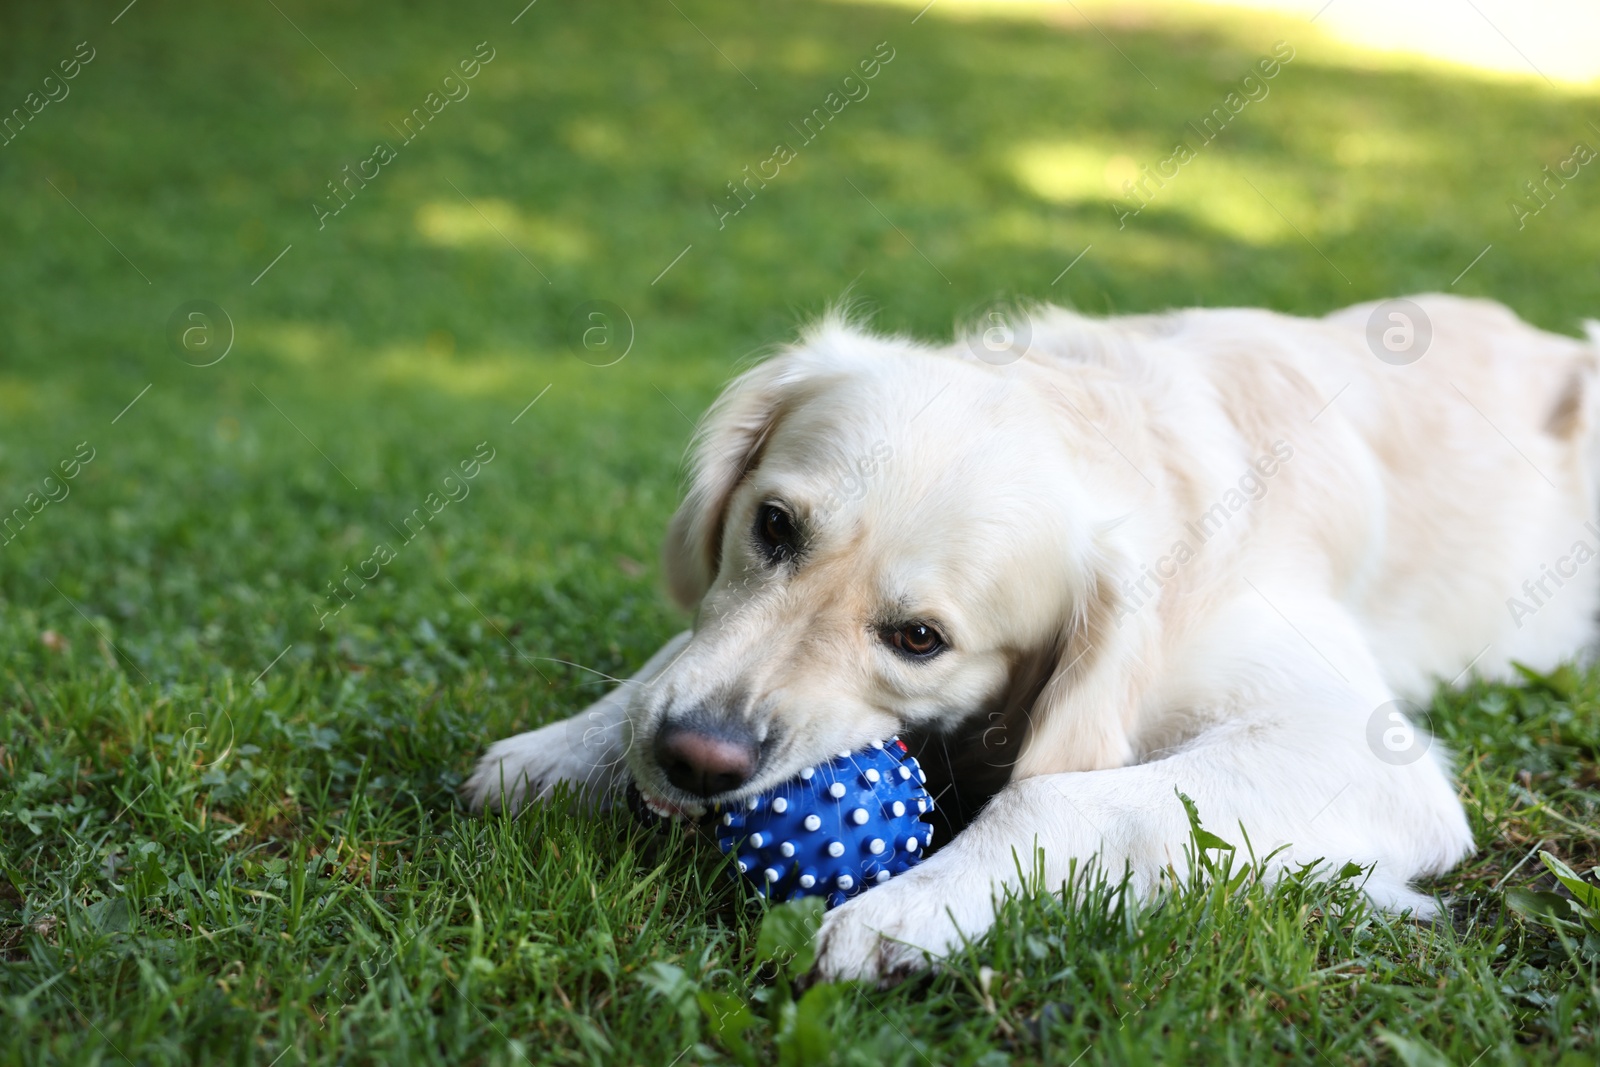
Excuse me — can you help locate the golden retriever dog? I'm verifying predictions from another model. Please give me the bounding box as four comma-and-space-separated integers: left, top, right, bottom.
468, 294, 1600, 983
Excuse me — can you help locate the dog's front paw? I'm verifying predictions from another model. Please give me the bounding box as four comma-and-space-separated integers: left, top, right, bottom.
810, 864, 993, 986
464, 716, 625, 813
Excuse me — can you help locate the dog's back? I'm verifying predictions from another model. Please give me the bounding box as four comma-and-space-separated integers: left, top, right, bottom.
1010, 295, 1600, 699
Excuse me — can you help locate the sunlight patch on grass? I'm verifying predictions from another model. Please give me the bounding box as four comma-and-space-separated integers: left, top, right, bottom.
1199, 0, 1600, 85
255, 324, 558, 399
1010, 141, 1127, 203
561, 119, 631, 163
1332, 128, 1438, 169
414, 199, 592, 263
972, 208, 1207, 280
778, 35, 837, 75
1163, 162, 1307, 243
827, 0, 1600, 88
1009, 138, 1308, 244
259, 322, 337, 367
370, 344, 539, 397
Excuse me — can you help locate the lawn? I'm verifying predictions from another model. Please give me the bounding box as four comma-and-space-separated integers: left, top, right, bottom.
1, 0, 1598, 1063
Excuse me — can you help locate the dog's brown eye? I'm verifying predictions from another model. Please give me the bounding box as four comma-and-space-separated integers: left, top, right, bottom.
756, 503, 797, 561
887, 623, 944, 658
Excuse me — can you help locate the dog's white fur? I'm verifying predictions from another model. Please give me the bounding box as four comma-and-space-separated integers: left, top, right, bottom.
468, 294, 1600, 983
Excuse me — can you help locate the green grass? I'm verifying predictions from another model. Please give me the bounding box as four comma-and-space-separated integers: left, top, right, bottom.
2, 0, 1598, 1062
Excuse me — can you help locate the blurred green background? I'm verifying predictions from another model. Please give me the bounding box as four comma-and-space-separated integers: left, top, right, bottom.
1, 1, 1597, 1063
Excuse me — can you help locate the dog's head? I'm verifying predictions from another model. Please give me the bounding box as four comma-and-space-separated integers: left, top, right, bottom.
627, 318, 1127, 816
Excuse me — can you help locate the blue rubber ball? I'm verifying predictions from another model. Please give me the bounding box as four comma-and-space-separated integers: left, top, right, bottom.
714, 738, 935, 908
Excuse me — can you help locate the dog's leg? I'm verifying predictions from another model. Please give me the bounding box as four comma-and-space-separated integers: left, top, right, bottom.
464, 631, 692, 813
812, 627, 1474, 984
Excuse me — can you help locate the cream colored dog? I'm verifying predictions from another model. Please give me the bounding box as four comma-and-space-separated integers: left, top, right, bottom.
468, 294, 1600, 984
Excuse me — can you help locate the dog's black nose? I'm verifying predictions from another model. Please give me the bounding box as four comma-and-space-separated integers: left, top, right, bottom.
653, 719, 760, 797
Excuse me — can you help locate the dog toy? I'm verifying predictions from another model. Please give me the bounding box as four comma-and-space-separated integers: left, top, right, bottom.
713, 738, 934, 908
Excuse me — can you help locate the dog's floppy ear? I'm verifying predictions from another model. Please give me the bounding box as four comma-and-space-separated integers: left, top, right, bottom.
662, 315, 904, 609
1014, 534, 1150, 777
662, 356, 802, 609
